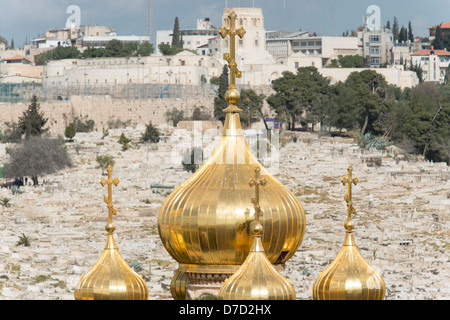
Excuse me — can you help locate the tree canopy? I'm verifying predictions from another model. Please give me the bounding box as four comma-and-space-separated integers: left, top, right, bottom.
3, 137, 73, 185
18, 95, 49, 138
213, 65, 229, 123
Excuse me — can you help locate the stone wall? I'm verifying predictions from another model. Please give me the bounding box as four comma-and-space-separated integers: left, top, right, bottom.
0, 95, 215, 136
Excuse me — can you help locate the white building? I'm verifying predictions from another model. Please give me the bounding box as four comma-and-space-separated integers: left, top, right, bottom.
76, 35, 150, 49
156, 18, 219, 54
410, 49, 450, 83
266, 31, 360, 66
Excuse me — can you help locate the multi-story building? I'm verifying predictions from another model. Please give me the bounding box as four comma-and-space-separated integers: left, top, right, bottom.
31, 25, 117, 49
266, 31, 360, 66
358, 27, 394, 67
155, 18, 219, 54
428, 21, 450, 41
410, 49, 450, 83
75, 35, 150, 49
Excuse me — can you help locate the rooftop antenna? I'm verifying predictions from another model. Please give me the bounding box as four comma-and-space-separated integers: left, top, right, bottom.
331, 0, 335, 36
147, 0, 154, 44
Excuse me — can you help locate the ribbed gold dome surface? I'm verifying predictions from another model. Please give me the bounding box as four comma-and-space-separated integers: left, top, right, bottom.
219, 222, 296, 300
312, 165, 386, 300
158, 9, 306, 299
74, 234, 149, 300
158, 112, 306, 267
74, 165, 148, 300
312, 232, 385, 300
219, 168, 296, 300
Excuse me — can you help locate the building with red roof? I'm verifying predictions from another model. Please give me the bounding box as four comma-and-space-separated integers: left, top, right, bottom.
410, 48, 450, 83
428, 22, 450, 37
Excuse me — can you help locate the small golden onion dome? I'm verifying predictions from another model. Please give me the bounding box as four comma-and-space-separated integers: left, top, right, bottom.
74, 166, 148, 300
74, 234, 149, 300
219, 222, 296, 300
312, 165, 386, 300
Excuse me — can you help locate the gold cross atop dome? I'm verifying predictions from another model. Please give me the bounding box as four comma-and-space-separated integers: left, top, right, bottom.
341, 164, 359, 232
219, 9, 246, 112
249, 167, 267, 225
101, 165, 120, 234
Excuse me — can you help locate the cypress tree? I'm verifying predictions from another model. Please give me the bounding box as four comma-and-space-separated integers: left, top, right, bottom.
213, 65, 229, 123
392, 16, 399, 42
18, 95, 49, 138
172, 17, 182, 48
434, 25, 444, 50
408, 21, 414, 42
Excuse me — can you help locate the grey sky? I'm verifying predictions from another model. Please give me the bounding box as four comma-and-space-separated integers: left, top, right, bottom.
0, 0, 449, 46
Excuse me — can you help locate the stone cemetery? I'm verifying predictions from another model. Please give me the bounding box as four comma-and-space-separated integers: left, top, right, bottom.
0, 126, 448, 300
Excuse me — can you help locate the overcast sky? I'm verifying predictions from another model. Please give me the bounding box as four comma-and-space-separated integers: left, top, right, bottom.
0, 0, 449, 46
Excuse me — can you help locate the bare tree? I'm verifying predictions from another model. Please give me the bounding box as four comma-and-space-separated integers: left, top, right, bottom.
3, 137, 73, 185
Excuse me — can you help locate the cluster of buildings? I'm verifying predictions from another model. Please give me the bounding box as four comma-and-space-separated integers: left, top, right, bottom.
0, 7, 449, 90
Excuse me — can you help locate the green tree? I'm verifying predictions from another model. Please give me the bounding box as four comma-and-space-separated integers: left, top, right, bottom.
0, 122, 22, 143
392, 16, 399, 42
137, 42, 154, 56
408, 21, 414, 42
118, 133, 131, 150
158, 43, 184, 56
104, 39, 125, 57
172, 17, 182, 48
266, 67, 330, 131
237, 89, 268, 129
330, 55, 365, 68
400, 83, 450, 163
327, 82, 360, 133
64, 123, 76, 142
96, 155, 115, 175
345, 70, 388, 136
81, 47, 106, 58
399, 25, 408, 43
141, 121, 161, 143
433, 25, 444, 50
165, 108, 185, 127
34, 46, 81, 65
213, 65, 229, 123
18, 95, 48, 138
267, 71, 303, 130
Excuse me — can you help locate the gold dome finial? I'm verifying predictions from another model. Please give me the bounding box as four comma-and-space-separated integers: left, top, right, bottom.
219, 9, 246, 112
100, 165, 120, 234
218, 168, 296, 300
74, 166, 148, 300
312, 165, 386, 300
341, 164, 359, 232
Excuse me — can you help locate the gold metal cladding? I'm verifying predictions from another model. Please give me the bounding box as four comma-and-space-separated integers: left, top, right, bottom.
220, 9, 246, 110
341, 164, 359, 232
158, 9, 305, 299
74, 166, 148, 300
312, 165, 386, 300
100, 165, 120, 234
157, 108, 306, 267
218, 168, 296, 300
74, 235, 149, 300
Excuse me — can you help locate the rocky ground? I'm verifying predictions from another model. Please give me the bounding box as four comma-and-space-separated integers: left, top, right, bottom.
0, 125, 448, 300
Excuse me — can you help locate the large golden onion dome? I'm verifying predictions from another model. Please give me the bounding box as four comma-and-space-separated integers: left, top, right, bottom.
312, 165, 386, 300
218, 168, 296, 300
74, 166, 148, 300
158, 9, 306, 299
